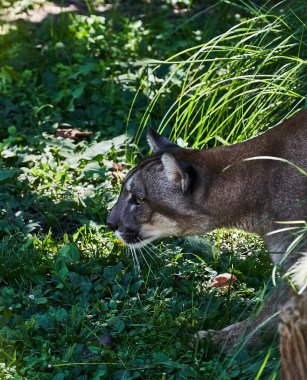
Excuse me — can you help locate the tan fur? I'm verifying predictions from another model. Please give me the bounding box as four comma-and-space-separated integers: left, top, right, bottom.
141, 212, 180, 239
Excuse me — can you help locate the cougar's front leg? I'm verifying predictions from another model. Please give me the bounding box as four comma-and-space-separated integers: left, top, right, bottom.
196, 283, 291, 352
196, 235, 303, 351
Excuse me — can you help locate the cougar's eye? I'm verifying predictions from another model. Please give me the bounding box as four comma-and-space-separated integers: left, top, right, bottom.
131, 194, 143, 205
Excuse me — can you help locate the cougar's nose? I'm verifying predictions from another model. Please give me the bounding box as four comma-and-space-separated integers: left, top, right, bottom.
106, 213, 118, 232
107, 221, 118, 232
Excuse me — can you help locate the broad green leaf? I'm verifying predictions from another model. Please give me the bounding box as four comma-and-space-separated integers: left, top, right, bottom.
103, 263, 123, 281
0, 169, 20, 182
1, 149, 16, 158
82, 135, 129, 159
58, 244, 80, 262
92, 369, 107, 379
34, 297, 48, 305
55, 308, 68, 322
69, 62, 97, 79
52, 373, 65, 380
108, 317, 125, 332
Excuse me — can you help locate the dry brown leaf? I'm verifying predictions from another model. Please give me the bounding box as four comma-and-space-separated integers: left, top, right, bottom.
112, 172, 125, 181
210, 273, 237, 289
56, 128, 93, 140
112, 162, 124, 171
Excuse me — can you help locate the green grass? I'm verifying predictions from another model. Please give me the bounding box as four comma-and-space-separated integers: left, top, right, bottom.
0, 0, 305, 378
0, 228, 275, 379
134, 2, 306, 148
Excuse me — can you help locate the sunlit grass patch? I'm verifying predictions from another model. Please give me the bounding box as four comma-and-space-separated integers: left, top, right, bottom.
135, 3, 306, 148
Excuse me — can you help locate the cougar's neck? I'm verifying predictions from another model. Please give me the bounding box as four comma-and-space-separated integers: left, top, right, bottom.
203, 144, 271, 235
184, 133, 278, 236
167, 111, 306, 236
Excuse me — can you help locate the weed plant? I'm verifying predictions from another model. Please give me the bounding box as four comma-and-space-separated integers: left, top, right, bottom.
0, 0, 306, 379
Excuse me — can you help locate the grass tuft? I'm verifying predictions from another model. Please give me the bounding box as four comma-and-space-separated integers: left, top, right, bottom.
135, 3, 306, 148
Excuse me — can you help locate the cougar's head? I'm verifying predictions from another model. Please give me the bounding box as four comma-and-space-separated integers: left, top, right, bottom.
107, 130, 209, 247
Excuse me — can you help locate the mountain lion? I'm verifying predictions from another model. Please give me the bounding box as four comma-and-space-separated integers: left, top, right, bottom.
107, 110, 307, 347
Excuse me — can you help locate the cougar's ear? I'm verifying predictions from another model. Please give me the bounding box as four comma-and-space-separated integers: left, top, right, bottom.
161, 153, 190, 193
147, 128, 177, 153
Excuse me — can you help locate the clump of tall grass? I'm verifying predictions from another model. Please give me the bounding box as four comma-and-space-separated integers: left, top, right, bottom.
134, 1, 306, 148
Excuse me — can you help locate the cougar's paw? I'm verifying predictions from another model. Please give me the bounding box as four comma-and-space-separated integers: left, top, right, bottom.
193, 329, 226, 348
195, 329, 216, 341
189, 329, 214, 348
192, 321, 248, 353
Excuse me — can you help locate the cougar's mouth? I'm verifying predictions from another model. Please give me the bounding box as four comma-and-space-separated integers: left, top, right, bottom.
115, 230, 156, 248
127, 237, 156, 248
